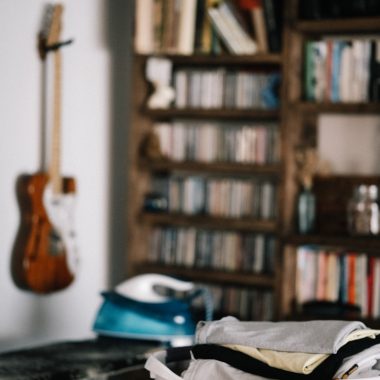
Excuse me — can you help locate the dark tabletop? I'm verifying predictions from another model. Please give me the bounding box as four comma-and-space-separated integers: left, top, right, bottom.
0, 337, 162, 380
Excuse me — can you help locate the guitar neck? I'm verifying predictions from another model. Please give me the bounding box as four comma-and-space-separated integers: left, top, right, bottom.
49, 49, 62, 194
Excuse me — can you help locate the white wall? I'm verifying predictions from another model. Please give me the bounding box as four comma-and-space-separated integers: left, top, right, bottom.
0, 0, 120, 351
318, 115, 380, 175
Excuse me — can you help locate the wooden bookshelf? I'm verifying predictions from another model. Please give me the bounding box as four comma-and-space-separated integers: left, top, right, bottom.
280, 0, 380, 321
127, 0, 380, 323
127, 0, 285, 321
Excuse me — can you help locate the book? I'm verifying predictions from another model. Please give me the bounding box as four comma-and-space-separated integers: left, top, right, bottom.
134, 0, 154, 53
238, 0, 269, 53
369, 39, 380, 101
177, 0, 197, 55
262, 0, 282, 52
207, 0, 257, 55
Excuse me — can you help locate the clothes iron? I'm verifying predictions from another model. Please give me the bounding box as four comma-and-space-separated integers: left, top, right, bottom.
93, 274, 213, 346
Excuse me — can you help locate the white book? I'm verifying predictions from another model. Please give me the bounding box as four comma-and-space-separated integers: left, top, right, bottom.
372, 258, 380, 319
174, 70, 188, 108
261, 181, 273, 219
339, 43, 353, 102
185, 228, 196, 267
218, 2, 257, 54
134, 0, 154, 54
177, 0, 197, 55
360, 39, 371, 102
253, 234, 265, 273
207, 6, 240, 54
155, 123, 171, 158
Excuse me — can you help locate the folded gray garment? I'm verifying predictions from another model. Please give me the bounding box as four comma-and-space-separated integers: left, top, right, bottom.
196, 317, 366, 354
183, 359, 275, 380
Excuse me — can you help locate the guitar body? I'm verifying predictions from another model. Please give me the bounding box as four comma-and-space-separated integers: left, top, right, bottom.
12, 172, 77, 293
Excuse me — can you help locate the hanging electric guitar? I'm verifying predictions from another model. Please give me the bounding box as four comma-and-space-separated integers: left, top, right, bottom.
11, 4, 78, 294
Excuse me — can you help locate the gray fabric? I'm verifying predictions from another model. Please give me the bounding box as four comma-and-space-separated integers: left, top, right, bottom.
196, 316, 367, 354
182, 359, 274, 380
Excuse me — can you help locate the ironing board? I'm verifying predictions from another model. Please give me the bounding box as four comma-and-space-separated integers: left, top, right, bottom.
0, 337, 160, 380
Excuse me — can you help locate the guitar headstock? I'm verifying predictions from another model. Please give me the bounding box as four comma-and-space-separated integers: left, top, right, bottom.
38, 4, 64, 60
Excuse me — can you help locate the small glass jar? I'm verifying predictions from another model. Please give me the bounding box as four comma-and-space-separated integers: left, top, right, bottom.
298, 186, 316, 234
347, 184, 380, 235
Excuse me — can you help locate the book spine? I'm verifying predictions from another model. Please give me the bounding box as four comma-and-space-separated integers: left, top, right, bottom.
134, 0, 154, 53
177, 0, 197, 55
262, 0, 282, 52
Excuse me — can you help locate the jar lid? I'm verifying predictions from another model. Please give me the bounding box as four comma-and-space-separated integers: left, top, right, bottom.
368, 185, 379, 200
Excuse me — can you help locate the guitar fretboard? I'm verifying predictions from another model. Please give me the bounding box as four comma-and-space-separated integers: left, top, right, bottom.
49, 49, 62, 194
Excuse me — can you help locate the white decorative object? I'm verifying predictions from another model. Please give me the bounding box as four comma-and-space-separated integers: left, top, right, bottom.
43, 184, 79, 274
146, 57, 175, 109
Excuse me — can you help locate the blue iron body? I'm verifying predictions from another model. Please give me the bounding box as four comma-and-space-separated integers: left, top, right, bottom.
93, 290, 196, 342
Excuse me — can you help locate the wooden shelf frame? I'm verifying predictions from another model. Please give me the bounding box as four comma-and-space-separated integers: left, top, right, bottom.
135, 263, 276, 288
140, 159, 281, 176
141, 212, 278, 233
284, 234, 380, 253
296, 17, 380, 34
143, 108, 281, 120
135, 53, 283, 66
296, 102, 380, 115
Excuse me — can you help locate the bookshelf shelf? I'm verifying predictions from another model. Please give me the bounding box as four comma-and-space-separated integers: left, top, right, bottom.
135, 263, 276, 288
284, 234, 380, 253
296, 102, 380, 115
143, 108, 281, 120
141, 212, 278, 233
296, 17, 380, 34
136, 53, 283, 66
140, 159, 281, 176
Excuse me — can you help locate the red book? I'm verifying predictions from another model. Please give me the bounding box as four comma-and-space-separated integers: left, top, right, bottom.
367, 256, 375, 318
348, 254, 356, 305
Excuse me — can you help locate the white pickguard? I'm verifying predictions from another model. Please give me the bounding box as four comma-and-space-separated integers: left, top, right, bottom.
43, 184, 79, 275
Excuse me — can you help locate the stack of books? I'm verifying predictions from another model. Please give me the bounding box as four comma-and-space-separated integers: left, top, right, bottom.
152, 175, 277, 219
174, 67, 280, 109
149, 227, 277, 274
304, 38, 380, 102
135, 0, 282, 55
155, 120, 280, 163
296, 245, 380, 318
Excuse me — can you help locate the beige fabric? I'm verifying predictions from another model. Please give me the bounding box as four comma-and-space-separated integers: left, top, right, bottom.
225, 329, 380, 374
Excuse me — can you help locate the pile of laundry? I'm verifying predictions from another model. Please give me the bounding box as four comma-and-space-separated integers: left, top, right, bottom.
145, 317, 380, 380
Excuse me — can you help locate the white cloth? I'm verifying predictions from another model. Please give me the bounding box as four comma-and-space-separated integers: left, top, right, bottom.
334, 343, 380, 379
196, 316, 367, 354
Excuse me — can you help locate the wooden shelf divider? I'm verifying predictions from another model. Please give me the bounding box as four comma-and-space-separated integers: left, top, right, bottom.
296, 17, 380, 34
140, 159, 281, 176
296, 102, 380, 114
135, 53, 283, 66
284, 234, 380, 253
141, 212, 278, 233
135, 263, 276, 288
144, 108, 281, 120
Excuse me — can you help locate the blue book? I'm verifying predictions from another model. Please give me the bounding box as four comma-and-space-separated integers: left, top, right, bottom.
331, 40, 345, 103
